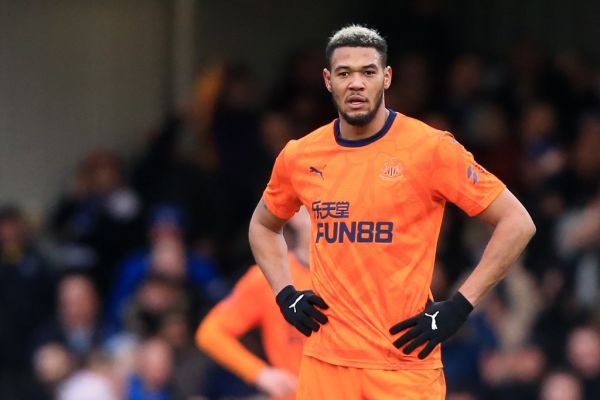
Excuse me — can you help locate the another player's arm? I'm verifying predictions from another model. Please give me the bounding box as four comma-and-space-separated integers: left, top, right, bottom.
196, 278, 297, 398
249, 198, 292, 295
458, 188, 536, 306
196, 307, 268, 384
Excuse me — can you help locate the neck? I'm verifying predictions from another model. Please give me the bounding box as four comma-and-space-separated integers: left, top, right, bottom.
338, 106, 389, 140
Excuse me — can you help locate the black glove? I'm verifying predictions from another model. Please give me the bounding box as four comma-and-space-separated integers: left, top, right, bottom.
389, 292, 473, 359
276, 285, 329, 337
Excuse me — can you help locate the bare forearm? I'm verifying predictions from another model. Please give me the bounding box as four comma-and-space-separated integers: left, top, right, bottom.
460, 214, 535, 306
249, 212, 292, 295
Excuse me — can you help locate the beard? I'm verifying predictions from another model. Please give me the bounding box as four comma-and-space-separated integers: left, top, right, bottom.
333, 86, 385, 127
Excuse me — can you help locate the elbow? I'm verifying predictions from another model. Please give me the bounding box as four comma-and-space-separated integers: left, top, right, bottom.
248, 215, 258, 244
195, 320, 212, 352
528, 217, 537, 239
520, 212, 537, 243
504, 208, 536, 245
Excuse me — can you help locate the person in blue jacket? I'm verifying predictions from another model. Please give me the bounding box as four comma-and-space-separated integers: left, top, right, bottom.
105, 204, 227, 331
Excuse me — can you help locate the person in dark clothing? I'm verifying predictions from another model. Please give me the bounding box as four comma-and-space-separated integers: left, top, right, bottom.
50, 150, 143, 296
0, 205, 55, 400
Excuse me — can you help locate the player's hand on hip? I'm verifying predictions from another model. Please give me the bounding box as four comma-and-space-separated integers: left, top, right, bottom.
389, 292, 473, 359
276, 285, 329, 337
256, 367, 297, 398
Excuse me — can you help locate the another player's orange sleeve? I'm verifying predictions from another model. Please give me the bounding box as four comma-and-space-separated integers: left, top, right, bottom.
430, 132, 506, 216
263, 141, 302, 220
195, 268, 268, 383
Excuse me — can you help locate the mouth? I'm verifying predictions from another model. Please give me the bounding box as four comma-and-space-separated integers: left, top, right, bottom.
346, 95, 368, 110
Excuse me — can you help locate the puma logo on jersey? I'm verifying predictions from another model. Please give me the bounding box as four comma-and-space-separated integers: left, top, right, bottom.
309, 166, 324, 179
425, 311, 439, 330
289, 294, 305, 313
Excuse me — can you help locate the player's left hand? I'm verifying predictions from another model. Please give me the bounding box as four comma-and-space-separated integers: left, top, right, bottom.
389, 292, 473, 359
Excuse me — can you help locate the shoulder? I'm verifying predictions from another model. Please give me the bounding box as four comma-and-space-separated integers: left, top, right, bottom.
282, 121, 335, 157
386, 112, 453, 161
393, 112, 449, 143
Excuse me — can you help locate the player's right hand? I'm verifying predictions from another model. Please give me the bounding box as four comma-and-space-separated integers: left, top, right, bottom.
276, 285, 329, 336
256, 367, 297, 398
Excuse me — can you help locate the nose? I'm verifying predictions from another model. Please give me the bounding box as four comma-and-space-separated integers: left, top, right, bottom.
348, 72, 365, 91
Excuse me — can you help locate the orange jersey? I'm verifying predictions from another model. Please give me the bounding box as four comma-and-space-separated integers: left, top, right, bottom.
263, 110, 505, 370
196, 253, 311, 384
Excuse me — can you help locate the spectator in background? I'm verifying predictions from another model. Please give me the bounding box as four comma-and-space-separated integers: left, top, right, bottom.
210, 63, 262, 178
555, 194, 600, 311
50, 150, 142, 295
0, 205, 55, 398
207, 63, 266, 272
540, 370, 583, 400
520, 102, 565, 190
567, 327, 600, 400
115, 275, 211, 397
132, 108, 221, 255
547, 119, 600, 315
34, 272, 107, 364
122, 275, 190, 338
507, 344, 547, 399
518, 103, 567, 278
105, 204, 226, 331
57, 371, 118, 400
56, 352, 119, 400
32, 343, 74, 400
125, 337, 179, 400
479, 343, 547, 400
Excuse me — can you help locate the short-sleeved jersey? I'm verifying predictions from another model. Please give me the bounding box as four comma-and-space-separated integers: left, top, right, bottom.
197, 253, 311, 386
263, 110, 505, 370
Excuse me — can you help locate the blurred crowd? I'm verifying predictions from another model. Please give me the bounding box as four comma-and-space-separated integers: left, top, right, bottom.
2, 21, 600, 400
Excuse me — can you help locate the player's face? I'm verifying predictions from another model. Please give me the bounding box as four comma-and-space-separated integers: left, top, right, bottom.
323, 47, 391, 126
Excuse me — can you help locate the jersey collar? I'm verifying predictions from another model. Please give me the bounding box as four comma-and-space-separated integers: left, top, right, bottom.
334, 109, 397, 148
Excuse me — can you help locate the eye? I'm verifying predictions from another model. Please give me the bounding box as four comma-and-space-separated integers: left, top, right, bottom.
338, 71, 349, 78
364, 70, 376, 76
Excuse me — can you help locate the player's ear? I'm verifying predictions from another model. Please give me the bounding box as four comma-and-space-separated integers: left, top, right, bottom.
323, 68, 332, 92
384, 66, 392, 90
